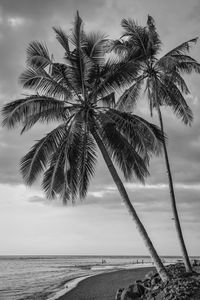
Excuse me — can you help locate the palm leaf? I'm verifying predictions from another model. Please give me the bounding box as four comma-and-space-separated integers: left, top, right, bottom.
157, 54, 200, 74
156, 78, 193, 125
26, 41, 52, 68
2, 95, 65, 129
164, 71, 190, 95
20, 124, 67, 185
121, 18, 149, 59
145, 77, 154, 116
98, 113, 148, 182
162, 38, 198, 57
84, 31, 107, 65
105, 109, 164, 156
98, 92, 115, 108
53, 27, 71, 57
42, 117, 87, 202
116, 76, 144, 111
93, 58, 140, 98
78, 125, 97, 199
146, 15, 161, 56
69, 11, 86, 49
50, 63, 82, 98
42, 140, 67, 199
20, 67, 72, 98
108, 39, 130, 56
20, 106, 71, 134
175, 61, 200, 74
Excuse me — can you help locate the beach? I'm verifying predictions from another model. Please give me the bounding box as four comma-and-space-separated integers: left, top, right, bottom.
0, 255, 168, 299
58, 267, 154, 300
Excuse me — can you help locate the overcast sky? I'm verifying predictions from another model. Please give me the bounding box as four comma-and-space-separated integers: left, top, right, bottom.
0, 0, 200, 256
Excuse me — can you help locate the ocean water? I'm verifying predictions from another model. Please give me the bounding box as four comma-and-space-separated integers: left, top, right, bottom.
0, 255, 196, 300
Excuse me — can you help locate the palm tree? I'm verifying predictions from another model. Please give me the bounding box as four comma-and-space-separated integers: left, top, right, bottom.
110, 15, 200, 272
2, 12, 170, 281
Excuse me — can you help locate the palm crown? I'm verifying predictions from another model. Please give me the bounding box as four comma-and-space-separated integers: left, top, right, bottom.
110, 16, 200, 123
2, 12, 164, 203
109, 15, 200, 272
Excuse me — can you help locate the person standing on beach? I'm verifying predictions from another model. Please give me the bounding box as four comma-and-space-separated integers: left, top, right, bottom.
115, 288, 124, 300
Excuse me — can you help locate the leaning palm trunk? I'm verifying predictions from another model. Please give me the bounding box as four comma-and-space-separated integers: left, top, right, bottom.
92, 127, 170, 282
2, 13, 171, 282
156, 105, 192, 272
111, 16, 200, 271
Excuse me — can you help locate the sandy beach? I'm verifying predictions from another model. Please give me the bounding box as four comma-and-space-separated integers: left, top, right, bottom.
58, 267, 154, 300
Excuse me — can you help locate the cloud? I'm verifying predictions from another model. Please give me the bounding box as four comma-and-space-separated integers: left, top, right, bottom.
0, 0, 200, 255
28, 195, 46, 204
7, 16, 25, 27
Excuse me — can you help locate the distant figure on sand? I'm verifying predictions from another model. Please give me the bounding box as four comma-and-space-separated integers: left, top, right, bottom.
115, 288, 124, 300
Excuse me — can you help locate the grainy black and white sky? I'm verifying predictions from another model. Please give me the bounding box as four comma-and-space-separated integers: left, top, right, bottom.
0, 0, 200, 256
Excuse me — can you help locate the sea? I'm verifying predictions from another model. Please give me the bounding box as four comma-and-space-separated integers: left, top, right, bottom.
0, 255, 198, 300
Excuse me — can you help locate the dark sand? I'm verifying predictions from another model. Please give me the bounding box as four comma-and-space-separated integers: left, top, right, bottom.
58, 267, 154, 300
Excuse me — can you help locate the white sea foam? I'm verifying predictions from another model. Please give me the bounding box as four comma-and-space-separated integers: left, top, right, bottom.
48, 275, 92, 300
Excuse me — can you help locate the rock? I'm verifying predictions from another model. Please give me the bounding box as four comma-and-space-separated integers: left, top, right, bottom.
115, 263, 200, 300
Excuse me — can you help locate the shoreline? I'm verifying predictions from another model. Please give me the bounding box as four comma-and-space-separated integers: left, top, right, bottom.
48, 275, 93, 300
55, 266, 155, 300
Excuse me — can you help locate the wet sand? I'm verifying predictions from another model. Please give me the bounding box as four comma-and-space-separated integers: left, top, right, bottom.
58, 267, 154, 300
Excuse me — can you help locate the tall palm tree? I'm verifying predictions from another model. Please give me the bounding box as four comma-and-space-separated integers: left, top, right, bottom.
2, 12, 169, 281
110, 15, 200, 272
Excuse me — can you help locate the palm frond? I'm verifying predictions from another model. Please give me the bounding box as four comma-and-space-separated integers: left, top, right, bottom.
157, 54, 200, 74
20, 124, 67, 185
145, 77, 154, 116
84, 31, 107, 65
42, 117, 83, 202
116, 76, 144, 111
65, 117, 90, 202
105, 109, 164, 156
162, 38, 198, 57
41, 111, 97, 202
42, 140, 67, 200
98, 92, 115, 108
65, 50, 95, 95
19, 67, 72, 98
164, 71, 190, 95
93, 58, 140, 98
121, 18, 149, 59
98, 113, 148, 182
68, 12, 91, 96
20, 106, 71, 134
2, 95, 65, 129
26, 41, 52, 68
108, 39, 130, 56
146, 15, 161, 56
69, 11, 86, 49
78, 125, 97, 199
175, 61, 200, 74
50, 63, 82, 98
157, 78, 193, 125
53, 27, 71, 56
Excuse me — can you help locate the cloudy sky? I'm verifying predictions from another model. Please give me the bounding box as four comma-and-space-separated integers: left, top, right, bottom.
0, 0, 200, 256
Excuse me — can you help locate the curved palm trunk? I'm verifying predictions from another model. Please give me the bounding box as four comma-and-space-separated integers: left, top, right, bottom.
91, 128, 169, 282
156, 105, 192, 272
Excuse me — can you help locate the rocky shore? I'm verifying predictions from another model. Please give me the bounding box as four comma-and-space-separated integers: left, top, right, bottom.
116, 264, 200, 300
